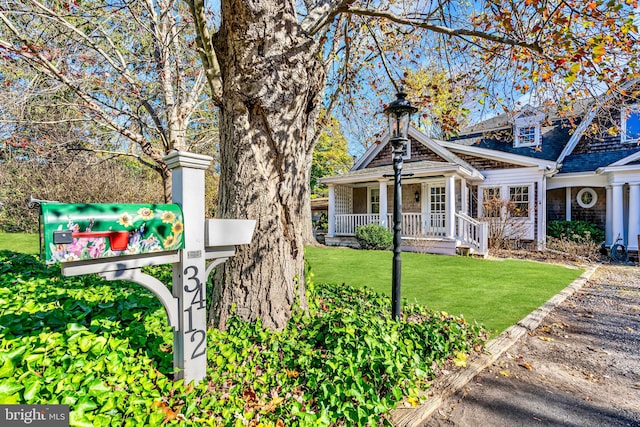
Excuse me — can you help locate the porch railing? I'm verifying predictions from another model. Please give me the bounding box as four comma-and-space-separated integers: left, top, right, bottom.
455, 211, 488, 255
334, 213, 446, 237
335, 214, 380, 235
333, 212, 488, 256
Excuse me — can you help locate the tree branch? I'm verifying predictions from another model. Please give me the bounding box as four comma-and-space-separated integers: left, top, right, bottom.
67, 146, 162, 172
0, 9, 165, 166
338, 6, 544, 54
187, 0, 223, 104
301, 0, 354, 35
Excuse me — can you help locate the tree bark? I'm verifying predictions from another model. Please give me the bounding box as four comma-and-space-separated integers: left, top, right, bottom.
209, 0, 324, 330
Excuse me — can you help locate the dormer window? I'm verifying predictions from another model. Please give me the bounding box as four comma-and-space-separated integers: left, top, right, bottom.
512, 106, 545, 148
621, 104, 640, 143
517, 126, 537, 146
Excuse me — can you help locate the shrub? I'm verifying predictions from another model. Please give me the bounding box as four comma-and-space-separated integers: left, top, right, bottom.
546, 236, 602, 261
355, 223, 393, 250
547, 220, 604, 243
0, 250, 486, 426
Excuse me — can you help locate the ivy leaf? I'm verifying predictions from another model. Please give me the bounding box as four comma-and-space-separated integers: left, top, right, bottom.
0, 379, 24, 396
0, 359, 15, 379
23, 378, 42, 402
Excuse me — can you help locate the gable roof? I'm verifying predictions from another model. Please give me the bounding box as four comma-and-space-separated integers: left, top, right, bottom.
320, 160, 482, 184
352, 127, 484, 179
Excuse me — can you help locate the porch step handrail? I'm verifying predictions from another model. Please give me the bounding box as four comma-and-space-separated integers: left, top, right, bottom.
455, 211, 488, 256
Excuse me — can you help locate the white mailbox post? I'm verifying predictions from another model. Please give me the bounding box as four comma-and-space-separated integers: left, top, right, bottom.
47, 151, 255, 385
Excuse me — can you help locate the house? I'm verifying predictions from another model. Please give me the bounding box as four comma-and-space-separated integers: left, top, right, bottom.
320, 96, 640, 257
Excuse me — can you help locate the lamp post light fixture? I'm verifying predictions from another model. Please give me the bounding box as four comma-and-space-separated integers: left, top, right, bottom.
383, 89, 417, 320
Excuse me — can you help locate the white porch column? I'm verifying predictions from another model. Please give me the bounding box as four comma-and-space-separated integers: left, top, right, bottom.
565, 187, 572, 221
378, 180, 388, 227
605, 185, 613, 245
628, 183, 640, 251
327, 184, 335, 237
460, 178, 468, 214
538, 178, 547, 250
445, 175, 456, 238
611, 183, 625, 245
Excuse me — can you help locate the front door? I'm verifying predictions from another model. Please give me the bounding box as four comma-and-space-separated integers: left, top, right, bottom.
428, 185, 446, 235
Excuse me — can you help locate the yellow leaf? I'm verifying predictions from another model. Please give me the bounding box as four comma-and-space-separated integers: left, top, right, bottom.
592, 44, 606, 63
538, 336, 554, 342
407, 397, 420, 407
285, 369, 299, 378
499, 370, 510, 377
453, 351, 467, 367
570, 62, 581, 74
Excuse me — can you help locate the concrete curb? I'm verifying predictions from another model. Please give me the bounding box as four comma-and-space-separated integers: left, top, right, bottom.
391, 264, 599, 427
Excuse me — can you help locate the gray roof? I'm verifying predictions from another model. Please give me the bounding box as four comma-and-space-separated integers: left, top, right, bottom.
448, 121, 575, 162
560, 149, 640, 174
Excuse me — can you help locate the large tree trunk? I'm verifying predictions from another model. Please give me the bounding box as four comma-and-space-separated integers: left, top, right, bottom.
209, 0, 324, 330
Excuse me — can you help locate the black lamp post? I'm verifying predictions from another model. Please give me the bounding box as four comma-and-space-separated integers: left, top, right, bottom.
383, 89, 417, 320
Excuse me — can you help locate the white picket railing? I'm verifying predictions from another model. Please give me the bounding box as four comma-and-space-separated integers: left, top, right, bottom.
334, 214, 380, 235
455, 211, 488, 255
334, 213, 446, 237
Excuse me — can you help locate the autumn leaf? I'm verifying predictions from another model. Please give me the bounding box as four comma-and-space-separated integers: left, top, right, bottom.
518, 362, 534, 371
592, 44, 606, 63
453, 351, 467, 367
499, 370, 510, 377
285, 369, 300, 378
407, 397, 420, 407
538, 336, 554, 342
243, 387, 257, 403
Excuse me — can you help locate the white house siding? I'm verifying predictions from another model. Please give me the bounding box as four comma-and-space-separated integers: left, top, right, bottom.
478, 167, 545, 244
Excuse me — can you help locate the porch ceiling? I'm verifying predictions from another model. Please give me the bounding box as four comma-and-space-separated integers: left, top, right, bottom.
320, 160, 484, 185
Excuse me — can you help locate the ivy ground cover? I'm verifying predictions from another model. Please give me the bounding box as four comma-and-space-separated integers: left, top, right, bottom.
305, 246, 584, 337
0, 250, 484, 426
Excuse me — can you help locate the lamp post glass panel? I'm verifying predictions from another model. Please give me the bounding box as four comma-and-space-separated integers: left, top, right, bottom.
383, 90, 417, 320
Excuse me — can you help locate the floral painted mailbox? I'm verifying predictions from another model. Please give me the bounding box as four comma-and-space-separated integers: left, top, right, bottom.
35, 152, 255, 385
40, 203, 185, 264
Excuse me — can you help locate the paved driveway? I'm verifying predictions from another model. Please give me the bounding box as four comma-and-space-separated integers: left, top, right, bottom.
394, 264, 640, 427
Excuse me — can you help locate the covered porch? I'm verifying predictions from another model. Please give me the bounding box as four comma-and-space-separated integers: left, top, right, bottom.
322, 161, 489, 255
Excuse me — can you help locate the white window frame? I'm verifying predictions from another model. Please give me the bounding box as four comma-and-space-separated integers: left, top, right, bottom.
479, 183, 534, 219
368, 187, 380, 214
513, 110, 545, 148
576, 187, 597, 209
621, 104, 640, 143
480, 186, 502, 218
508, 185, 532, 218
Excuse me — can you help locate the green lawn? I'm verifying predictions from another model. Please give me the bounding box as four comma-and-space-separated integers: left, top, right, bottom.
305, 246, 584, 337
0, 233, 583, 337
0, 232, 39, 255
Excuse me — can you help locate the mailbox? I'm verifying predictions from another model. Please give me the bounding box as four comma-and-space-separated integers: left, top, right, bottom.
40, 203, 184, 264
